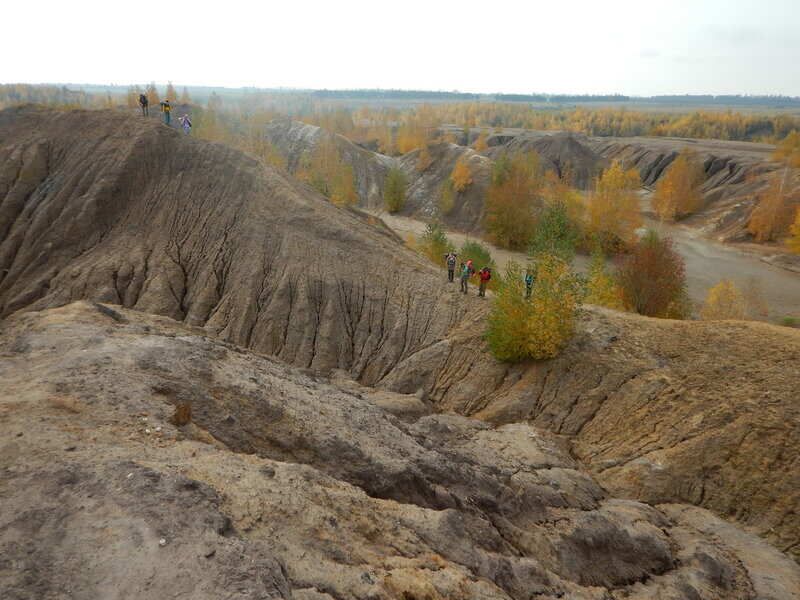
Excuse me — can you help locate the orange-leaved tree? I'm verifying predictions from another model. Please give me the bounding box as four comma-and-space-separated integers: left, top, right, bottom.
700, 280, 746, 320
146, 82, 160, 106
297, 136, 358, 206
587, 160, 642, 252
652, 148, 705, 220
617, 230, 689, 318
748, 171, 795, 242
788, 207, 800, 253
773, 131, 800, 168
473, 132, 489, 152
585, 250, 625, 310
450, 156, 473, 192
484, 152, 543, 250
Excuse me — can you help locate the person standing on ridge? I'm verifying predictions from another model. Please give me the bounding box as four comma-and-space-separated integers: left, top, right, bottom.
160, 99, 172, 125
459, 262, 470, 294
444, 251, 457, 283
138, 93, 148, 116
179, 114, 192, 135
478, 267, 491, 297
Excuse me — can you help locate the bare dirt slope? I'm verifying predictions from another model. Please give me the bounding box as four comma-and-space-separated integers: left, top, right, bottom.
262, 118, 394, 210
1, 108, 798, 570
0, 106, 473, 385
2, 301, 799, 599
262, 119, 492, 231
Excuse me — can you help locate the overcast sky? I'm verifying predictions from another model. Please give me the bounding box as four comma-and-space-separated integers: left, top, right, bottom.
3, 0, 799, 96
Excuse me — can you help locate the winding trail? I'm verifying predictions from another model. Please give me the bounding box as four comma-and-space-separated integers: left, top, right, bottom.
368, 200, 800, 319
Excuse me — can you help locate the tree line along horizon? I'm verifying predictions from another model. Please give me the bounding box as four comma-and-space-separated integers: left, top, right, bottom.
1, 82, 798, 360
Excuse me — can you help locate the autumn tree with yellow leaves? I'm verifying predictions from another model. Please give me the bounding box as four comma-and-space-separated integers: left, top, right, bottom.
450, 157, 473, 192
486, 258, 583, 361
788, 208, 800, 253
297, 136, 358, 206
164, 81, 177, 102
587, 161, 642, 252
701, 280, 746, 320
473, 132, 489, 152
652, 148, 705, 220
747, 171, 795, 242
773, 131, 800, 168
146, 82, 160, 107
484, 152, 543, 250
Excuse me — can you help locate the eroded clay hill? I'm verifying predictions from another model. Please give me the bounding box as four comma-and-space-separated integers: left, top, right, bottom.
0, 106, 473, 385
263, 119, 492, 231
2, 301, 799, 599
1, 108, 798, 574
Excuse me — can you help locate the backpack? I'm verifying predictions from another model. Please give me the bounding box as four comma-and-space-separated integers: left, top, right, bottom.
447, 254, 456, 268
139, 94, 147, 105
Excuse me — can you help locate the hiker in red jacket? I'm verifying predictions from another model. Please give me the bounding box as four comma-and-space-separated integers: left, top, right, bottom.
478, 267, 492, 297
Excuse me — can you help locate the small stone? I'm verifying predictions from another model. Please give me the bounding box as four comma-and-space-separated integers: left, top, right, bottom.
64, 445, 77, 452
159, 538, 167, 547
155, 426, 162, 432
204, 547, 216, 558
145, 429, 151, 434
126, 473, 134, 479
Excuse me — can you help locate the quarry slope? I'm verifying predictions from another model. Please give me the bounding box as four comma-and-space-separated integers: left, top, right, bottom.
2, 301, 799, 599
262, 119, 491, 231
1, 107, 798, 567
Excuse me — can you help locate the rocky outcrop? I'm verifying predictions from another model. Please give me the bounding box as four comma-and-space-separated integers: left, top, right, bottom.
2, 301, 799, 598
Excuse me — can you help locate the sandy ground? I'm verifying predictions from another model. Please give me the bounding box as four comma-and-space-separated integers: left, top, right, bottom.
367, 200, 800, 320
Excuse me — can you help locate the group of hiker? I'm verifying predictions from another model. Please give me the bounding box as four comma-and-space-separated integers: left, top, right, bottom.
445, 251, 536, 299
444, 252, 493, 297
138, 94, 192, 135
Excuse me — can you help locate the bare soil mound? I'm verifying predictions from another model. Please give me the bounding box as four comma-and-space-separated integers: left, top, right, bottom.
2, 301, 798, 599
1, 108, 798, 573
488, 132, 604, 189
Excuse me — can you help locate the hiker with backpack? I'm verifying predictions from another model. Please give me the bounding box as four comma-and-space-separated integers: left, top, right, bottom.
478, 267, 492, 297
524, 269, 534, 299
160, 100, 171, 125
459, 262, 471, 294
179, 114, 192, 135
139, 93, 149, 116
444, 252, 458, 282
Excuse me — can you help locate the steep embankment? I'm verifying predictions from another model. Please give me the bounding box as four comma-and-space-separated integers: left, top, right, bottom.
2, 301, 799, 599
487, 131, 605, 189
398, 142, 492, 230
1, 107, 798, 567
588, 135, 785, 241
0, 107, 472, 386
263, 118, 394, 210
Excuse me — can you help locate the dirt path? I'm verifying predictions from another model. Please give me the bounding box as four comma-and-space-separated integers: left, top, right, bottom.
368, 206, 800, 320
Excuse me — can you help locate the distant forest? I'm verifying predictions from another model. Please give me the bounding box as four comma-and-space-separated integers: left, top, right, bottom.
3, 83, 800, 109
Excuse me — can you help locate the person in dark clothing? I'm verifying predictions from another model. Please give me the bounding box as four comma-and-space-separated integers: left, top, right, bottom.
139, 93, 149, 116
459, 262, 470, 294
160, 100, 171, 125
478, 267, 491, 297
444, 252, 457, 282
